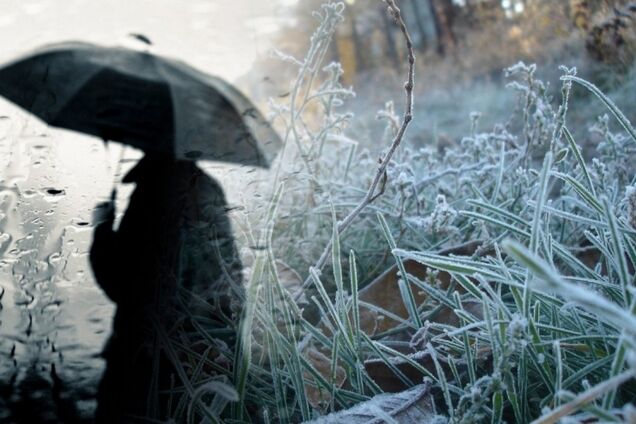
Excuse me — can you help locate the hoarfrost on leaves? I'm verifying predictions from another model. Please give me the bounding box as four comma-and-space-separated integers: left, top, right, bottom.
302, 384, 444, 424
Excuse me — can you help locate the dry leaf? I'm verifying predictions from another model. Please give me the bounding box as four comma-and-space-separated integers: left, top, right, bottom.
302, 383, 442, 424
302, 241, 489, 402
304, 347, 347, 410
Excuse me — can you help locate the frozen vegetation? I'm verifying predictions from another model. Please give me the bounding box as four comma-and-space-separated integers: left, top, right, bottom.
192, 2, 636, 422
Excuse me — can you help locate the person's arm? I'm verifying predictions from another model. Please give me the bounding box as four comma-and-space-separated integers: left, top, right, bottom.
89, 194, 125, 303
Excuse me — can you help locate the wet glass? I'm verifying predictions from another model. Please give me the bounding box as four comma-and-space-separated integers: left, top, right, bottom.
0, 1, 289, 421
0, 109, 120, 421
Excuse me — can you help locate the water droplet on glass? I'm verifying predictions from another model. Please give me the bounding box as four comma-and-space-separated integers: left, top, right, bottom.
21, 189, 37, 198
42, 300, 62, 313
0, 231, 11, 252
42, 188, 66, 202
0, 115, 11, 140
47, 252, 63, 265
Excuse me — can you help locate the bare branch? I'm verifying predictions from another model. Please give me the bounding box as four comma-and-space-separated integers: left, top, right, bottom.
294, 0, 416, 301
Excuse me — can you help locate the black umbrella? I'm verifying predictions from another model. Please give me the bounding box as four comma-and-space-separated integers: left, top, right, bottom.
0, 41, 280, 167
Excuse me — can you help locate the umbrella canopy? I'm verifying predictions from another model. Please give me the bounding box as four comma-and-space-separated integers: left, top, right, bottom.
0, 41, 280, 167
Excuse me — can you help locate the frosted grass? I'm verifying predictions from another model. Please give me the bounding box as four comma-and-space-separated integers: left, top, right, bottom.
171, 2, 636, 422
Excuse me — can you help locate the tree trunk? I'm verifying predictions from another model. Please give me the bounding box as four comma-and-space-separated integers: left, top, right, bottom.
347, 5, 366, 73
428, 0, 456, 56
570, 0, 591, 31
411, 0, 430, 51
379, 5, 401, 69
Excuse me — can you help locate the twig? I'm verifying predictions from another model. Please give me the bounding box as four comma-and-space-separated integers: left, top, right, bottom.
294, 0, 416, 301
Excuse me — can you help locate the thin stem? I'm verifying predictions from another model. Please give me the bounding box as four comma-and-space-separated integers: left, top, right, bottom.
294, 0, 417, 301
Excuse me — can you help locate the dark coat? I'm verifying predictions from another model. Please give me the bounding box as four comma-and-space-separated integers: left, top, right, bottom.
90, 156, 243, 423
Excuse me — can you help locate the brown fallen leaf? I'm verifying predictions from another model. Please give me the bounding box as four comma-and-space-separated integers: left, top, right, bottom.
363, 301, 486, 393
274, 259, 308, 305
302, 240, 489, 399
304, 346, 347, 410
575, 238, 634, 276
302, 382, 442, 424
324, 239, 486, 337
355, 259, 442, 335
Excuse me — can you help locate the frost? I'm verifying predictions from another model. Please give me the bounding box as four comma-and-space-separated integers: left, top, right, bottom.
537, 353, 545, 364
304, 384, 443, 424
410, 322, 431, 350
249, 7, 636, 421
428, 195, 458, 234
623, 404, 636, 423
624, 185, 636, 229
270, 48, 302, 66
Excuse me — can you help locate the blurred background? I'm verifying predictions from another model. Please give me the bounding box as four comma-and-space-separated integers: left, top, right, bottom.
0, 0, 635, 422
244, 0, 636, 149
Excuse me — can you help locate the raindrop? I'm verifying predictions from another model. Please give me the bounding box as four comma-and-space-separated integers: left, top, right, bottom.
25, 314, 32, 337
0, 231, 11, 252
42, 188, 66, 202
87, 316, 102, 324
0, 116, 11, 140
70, 219, 90, 228
42, 300, 62, 313
14, 292, 35, 307
21, 189, 37, 198
47, 252, 62, 265
9, 248, 18, 256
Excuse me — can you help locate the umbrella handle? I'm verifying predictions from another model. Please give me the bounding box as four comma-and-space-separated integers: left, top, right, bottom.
102, 139, 125, 197
112, 144, 126, 187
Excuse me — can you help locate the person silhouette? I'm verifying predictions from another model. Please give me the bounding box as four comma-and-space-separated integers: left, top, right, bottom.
89, 154, 244, 423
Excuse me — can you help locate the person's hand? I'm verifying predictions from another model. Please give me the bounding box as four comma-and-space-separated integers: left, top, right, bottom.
92, 189, 116, 226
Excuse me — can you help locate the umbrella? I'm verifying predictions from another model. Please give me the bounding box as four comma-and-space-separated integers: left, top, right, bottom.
0, 41, 280, 167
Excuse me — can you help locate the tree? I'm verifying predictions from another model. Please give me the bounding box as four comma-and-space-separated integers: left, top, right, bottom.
428, 0, 457, 55
409, 0, 431, 51
378, 3, 401, 68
